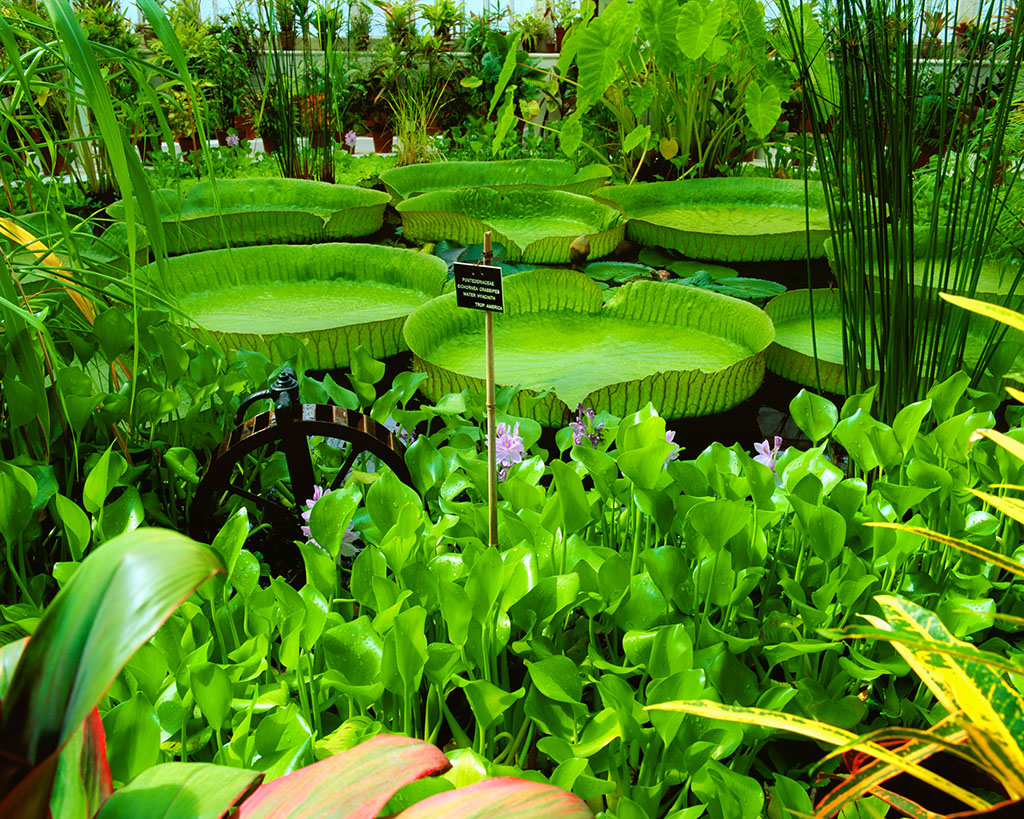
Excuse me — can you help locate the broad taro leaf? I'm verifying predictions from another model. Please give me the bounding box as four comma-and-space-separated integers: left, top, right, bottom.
144, 243, 448, 368
0, 529, 222, 815
396, 188, 625, 264
108, 179, 389, 255
237, 734, 449, 818
597, 178, 831, 262
379, 160, 613, 201
404, 269, 773, 425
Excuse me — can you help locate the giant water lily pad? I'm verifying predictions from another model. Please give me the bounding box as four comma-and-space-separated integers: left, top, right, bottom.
379, 159, 613, 201
825, 234, 1024, 301
396, 189, 625, 264
599, 178, 831, 261
109, 179, 389, 255
404, 269, 774, 425
765, 288, 1024, 394
146, 243, 447, 367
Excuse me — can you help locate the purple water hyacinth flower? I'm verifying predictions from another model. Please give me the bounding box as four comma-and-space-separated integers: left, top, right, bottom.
664, 429, 680, 468
495, 421, 525, 480
753, 435, 784, 478
300, 484, 361, 555
344, 129, 358, 147
226, 133, 240, 148
570, 403, 604, 449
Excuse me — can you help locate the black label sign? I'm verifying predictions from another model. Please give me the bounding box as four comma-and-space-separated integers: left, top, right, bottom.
453, 262, 504, 313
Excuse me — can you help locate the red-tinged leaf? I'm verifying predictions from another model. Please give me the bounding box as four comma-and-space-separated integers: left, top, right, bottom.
0, 529, 223, 774
395, 777, 594, 818
0, 744, 61, 819
947, 797, 1024, 817
237, 734, 450, 819
95, 763, 263, 819
867, 785, 944, 819
50, 708, 113, 819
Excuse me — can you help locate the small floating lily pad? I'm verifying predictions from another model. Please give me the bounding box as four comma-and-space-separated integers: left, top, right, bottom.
396, 188, 626, 264
146, 243, 447, 367
109, 179, 389, 255
379, 159, 613, 201
599, 178, 831, 262
404, 269, 774, 425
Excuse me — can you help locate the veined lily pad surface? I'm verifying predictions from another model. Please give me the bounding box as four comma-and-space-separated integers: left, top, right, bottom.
109, 179, 389, 255
765, 288, 1024, 394
378, 159, 613, 201
147, 243, 447, 367
404, 269, 774, 425
599, 178, 831, 262
396, 189, 626, 264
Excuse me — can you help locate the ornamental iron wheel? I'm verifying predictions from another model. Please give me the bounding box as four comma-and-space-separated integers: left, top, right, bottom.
189, 366, 413, 569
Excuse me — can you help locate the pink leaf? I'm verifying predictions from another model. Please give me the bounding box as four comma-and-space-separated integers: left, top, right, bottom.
237, 734, 450, 819
396, 777, 594, 818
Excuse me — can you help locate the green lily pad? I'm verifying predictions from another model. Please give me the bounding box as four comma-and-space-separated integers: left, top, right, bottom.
764, 288, 847, 393
109, 179, 389, 255
664, 260, 739, 280
404, 269, 774, 425
824, 234, 1024, 300
378, 160, 613, 201
396, 188, 626, 264
764, 288, 1024, 394
599, 178, 831, 262
146, 243, 447, 367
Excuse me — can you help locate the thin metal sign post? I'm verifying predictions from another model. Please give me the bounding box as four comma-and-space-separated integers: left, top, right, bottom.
452, 231, 504, 548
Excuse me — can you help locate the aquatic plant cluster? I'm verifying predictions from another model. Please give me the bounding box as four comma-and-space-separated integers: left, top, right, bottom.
3, 0, 1024, 816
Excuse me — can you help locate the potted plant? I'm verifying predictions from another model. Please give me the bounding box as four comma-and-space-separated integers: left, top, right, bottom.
509, 8, 551, 53
419, 0, 463, 45
376, 0, 418, 48
276, 0, 298, 50
315, 0, 344, 49
348, 0, 372, 49
547, 0, 580, 50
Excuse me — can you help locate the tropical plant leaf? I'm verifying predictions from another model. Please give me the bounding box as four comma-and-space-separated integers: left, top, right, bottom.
864, 523, 1024, 579
378, 160, 612, 201
813, 722, 970, 819
941, 292, 1024, 334
645, 700, 991, 811
404, 268, 774, 425
864, 596, 1024, 798
145, 244, 447, 368
95, 763, 261, 818
0, 529, 222, 767
396, 777, 593, 818
0, 529, 222, 812
574, 0, 636, 111
967, 488, 1024, 528
598, 178, 830, 262
396, 189, 625, 264
237, 734, 449, 818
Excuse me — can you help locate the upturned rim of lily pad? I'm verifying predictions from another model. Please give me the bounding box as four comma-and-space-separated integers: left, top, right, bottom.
404, 268, 774, 425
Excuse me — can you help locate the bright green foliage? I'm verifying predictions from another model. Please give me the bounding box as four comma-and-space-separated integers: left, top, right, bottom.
144, 243, 448, 367
599, 178, 831, 261
404, 269, 774, 423
396, 189, 625, 264
108, 180, 391, 255
379, 160, 613, 201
